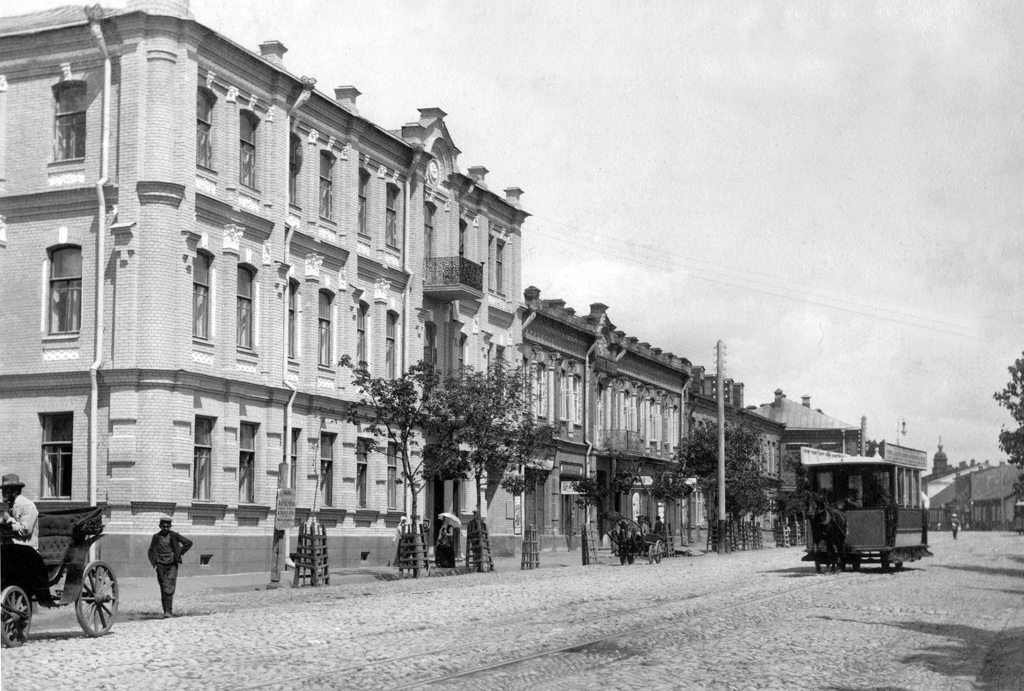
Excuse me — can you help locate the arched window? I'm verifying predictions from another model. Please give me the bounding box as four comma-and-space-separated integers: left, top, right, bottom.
196, 90, 214, 169
356, 301, 369, 366
386, 311, 398, 378
193, 253, 211, 339
288, 134, 302, 204
49, 247, 82, 334
236, 266, 254, 349
239, 112, 258, 188
319, 152, 334, 220
318, 292, 332, 366
287, 280, 298, 359
424, 203, 436, 259
54, 83, 86, 161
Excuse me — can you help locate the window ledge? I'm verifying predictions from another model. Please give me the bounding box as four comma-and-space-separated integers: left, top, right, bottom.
236, 503, 271, 517
355, 509, 381, 517
42, 333, 80, 343
197, 166, 218, 177
317, 366, 335, 375
188, 502, 228, 520
318, 507, 347, 520
48, 158, 85, 169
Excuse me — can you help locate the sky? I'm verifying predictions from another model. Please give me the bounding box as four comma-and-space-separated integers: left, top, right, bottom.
10, 0, 1023, 469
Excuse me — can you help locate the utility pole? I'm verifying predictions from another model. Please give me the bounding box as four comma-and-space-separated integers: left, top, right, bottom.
716, 340, 728, 554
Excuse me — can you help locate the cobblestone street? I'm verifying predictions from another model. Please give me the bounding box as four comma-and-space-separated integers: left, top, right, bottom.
4, 531, 1022, 691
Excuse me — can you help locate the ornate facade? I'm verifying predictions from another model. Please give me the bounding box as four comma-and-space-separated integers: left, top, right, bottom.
0, 1, 526, 574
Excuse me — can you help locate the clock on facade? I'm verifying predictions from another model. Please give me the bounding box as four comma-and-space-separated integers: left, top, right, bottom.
427, 160, 440, 186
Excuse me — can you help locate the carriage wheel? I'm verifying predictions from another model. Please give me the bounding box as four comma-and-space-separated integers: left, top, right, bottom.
76, 561, 119, 637
1, 586, 32, 648
652, 541, 663, 564
814, 555, 822, 573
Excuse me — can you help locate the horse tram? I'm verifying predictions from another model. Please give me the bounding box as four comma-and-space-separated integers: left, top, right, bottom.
1, 506, 119, 647
603, 511, 665, 565
801, 446, 933, 573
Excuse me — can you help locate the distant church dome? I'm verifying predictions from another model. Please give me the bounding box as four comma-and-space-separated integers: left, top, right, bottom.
933, 442, 948, 473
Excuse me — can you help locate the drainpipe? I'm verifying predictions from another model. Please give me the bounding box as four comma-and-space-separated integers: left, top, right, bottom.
582, 340, 599, 532
281, 79, 314, 564
87, 9, 110, 563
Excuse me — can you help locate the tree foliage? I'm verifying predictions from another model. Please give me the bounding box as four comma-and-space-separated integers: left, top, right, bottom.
994, 352, 1024, 470
340, 356, 438, 524
648, 466, 696, 507
423, 360, 553, 514
676, 419, 774, 520
570, 476, 606, 512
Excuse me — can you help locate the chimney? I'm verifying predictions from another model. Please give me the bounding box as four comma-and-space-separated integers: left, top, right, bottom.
543, 299, 566, 310
504, 187, 523, 208
259, 41, 287, 67
334, 86, 361, 115
588, 303, 608, 318
733, 382, 744, 409
774, 389, 784, 406
523, 286, 540, 302
801, 395, 811, 408
467, 166, 489, 185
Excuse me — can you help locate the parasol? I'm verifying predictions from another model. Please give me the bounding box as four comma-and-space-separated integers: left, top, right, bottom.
438, 512, 462, 529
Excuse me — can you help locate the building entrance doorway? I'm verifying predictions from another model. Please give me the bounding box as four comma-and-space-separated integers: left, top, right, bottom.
562, 494, 577, 550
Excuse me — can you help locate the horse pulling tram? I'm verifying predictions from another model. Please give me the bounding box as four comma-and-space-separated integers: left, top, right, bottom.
801, 446, 933, 573
1, 506, 119, 647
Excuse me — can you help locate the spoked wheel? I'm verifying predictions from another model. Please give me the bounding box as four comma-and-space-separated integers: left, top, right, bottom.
1, 585, 32, 648
76, 560, 118, 637
650, 541, 663, 564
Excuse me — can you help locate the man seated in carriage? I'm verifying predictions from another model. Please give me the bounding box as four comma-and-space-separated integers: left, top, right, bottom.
0, 473, 56, 607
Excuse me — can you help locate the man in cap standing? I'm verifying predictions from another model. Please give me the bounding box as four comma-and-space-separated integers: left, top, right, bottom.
0, 473, 55, 606
147, 515, 192, 618
1, 473, 39, 551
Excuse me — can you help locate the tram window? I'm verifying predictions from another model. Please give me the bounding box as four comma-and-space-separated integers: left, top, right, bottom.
817, 471, 833, 499
847, 474, 864, 499
863, 471, 892, 507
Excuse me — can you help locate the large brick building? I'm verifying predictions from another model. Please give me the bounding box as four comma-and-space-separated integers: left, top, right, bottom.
0, 1, 526, 575
520, 287, 691, 545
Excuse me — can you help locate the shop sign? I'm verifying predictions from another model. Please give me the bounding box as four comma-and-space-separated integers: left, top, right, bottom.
560, 481, 579, 494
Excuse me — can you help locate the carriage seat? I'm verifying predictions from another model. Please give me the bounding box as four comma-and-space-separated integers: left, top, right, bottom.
37, 535, 74, 570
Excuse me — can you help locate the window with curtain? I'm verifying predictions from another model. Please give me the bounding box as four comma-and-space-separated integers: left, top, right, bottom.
320, 433, 334, 507
356, 440, 368, 508
287, 281, 298, 359
386, 311, 397, 379
54, 83, 86, 161
236, 266, 254, 349
318, 292, 332, 366
424, 203, 435, 259
239, 112, 257, 188
386, 185, 399, 247
42, 413, 73, 498
238, 422, 256, 503
49, 247, 82, 334
288, 134, 301, 204
196, 90, 214, 169
358, 169, 369, 236
193, 416, 212, 500
356, 301, 368, 366
319, 152, 334, 220
387, 442, 398, 510
193, 254, 210, 339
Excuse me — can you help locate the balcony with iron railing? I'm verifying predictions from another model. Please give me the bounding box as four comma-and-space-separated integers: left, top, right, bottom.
601, 429, 645, 454
422, 256, 484, 301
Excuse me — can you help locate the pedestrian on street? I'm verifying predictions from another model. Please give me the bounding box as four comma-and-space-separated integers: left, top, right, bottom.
390, 515, 409, 566
147, 515, 192, 618
653, 515, 666, 536
950, 512, 960, 540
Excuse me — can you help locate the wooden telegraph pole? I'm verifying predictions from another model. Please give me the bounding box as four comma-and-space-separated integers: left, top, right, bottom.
269, 461, 296, 588
716, 340, 728, 554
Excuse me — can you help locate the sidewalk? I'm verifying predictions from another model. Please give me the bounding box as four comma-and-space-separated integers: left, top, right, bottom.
113, 549, 596, 602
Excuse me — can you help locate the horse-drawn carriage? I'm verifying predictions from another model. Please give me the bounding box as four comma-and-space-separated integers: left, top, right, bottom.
1, 506, 119, 647
603, 511, 665, 565
801, 447, 932, 573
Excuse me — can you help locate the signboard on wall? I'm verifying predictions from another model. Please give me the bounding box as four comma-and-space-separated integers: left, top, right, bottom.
274, 488, 296, 530
513, 494, 522, 535
879, 442, 928, 469
560, 481, 579, 495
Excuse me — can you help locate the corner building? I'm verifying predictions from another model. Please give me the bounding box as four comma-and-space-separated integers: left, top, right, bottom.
0, 1, 526, 575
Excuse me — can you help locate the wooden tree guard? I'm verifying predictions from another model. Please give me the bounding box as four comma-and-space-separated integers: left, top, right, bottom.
466, 517, 494, 573
396, 525, 429, 579
293, 521, 329, 587
664, 524, 676, 557
581, 523, 598, 566
520, 524, 539, 570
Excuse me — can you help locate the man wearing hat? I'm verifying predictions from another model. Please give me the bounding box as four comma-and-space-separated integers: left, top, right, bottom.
147, 515, 192, 618
1, 474, 39, 551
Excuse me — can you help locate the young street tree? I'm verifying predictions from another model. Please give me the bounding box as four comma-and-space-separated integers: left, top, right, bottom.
676, 419, 774, 521
994, 351, 1024, 495
340, 356, 438, 526
424, 360, 552, 517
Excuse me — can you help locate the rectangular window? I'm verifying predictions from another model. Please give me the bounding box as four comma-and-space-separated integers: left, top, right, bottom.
193, 254, 210, 339
196, 90, 214, 169
287, 281, 297, 359
49, 248, 82, 335
357, 302, 368, 366
386, 312, 397, 379
288, 427, 300, 492
239, 423, 256, 503
288, 135, 301, 204
239, 113, 257, 188
458, 334, 467, 373
561, 373, 571, 421
55, 84, 86, 161
533, 365, 546, 418
320, 433, 334, 507
423, 323, 437, 368
358, 169, 369, 236
194, 417, 213, 500
424, 204, 435, 259
573, 376, 582, 425
495, 241, 505, 295
356, 440, 368, 509
387, 442, 398, 510
318, 292, 332, 366
386, 185, 399, 247
42, 413, 73, 498
319, 153, 334, 220
459, 219, 467, 256
236, 266, 253, 349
